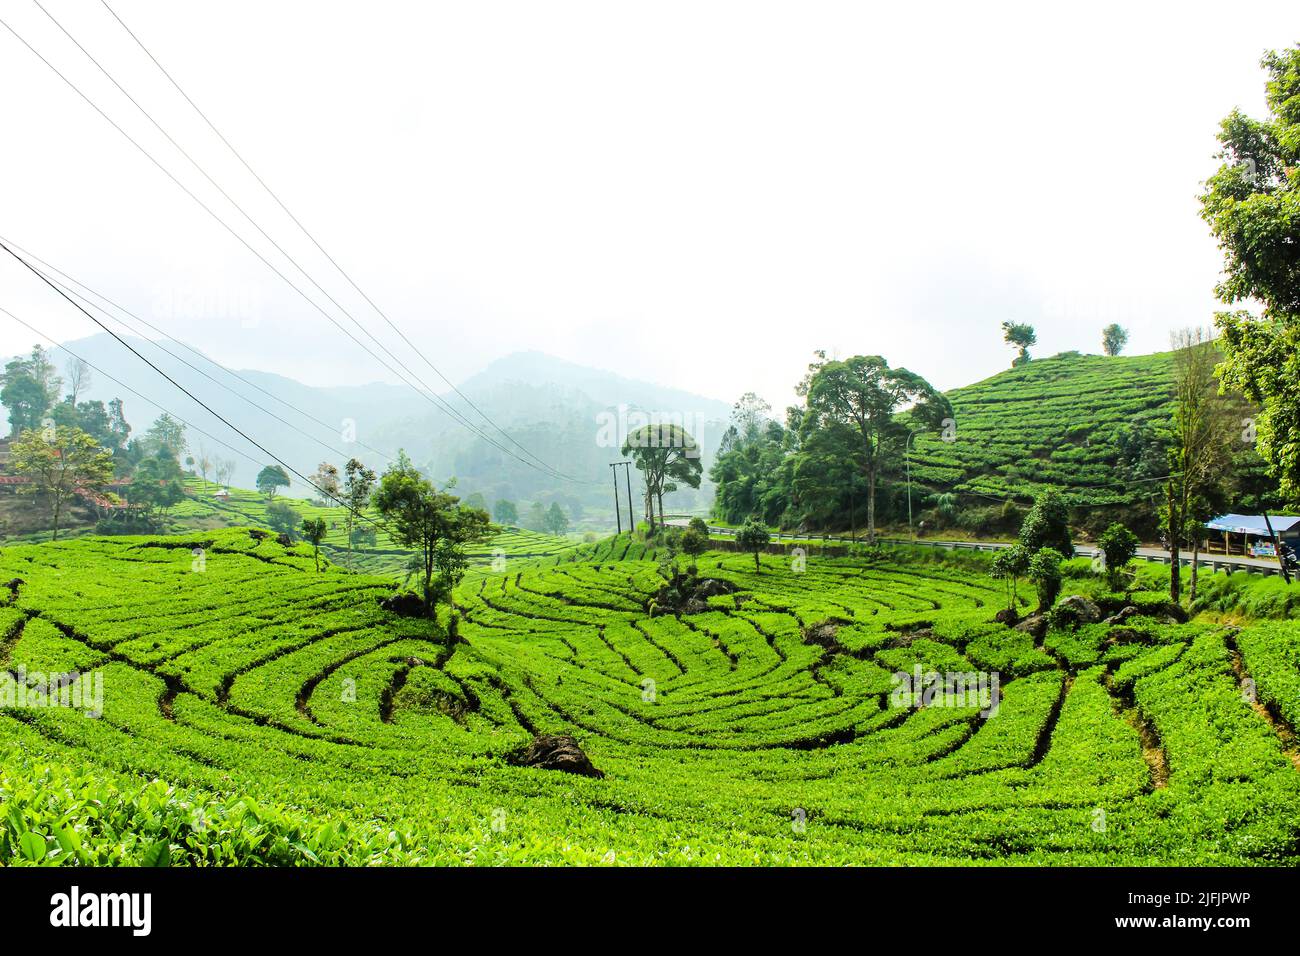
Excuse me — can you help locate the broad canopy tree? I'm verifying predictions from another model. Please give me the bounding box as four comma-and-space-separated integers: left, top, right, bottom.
256, 464, 291, 500
621, 423, 703, 535
10, 424, 113, 540
798, 355, 950, 544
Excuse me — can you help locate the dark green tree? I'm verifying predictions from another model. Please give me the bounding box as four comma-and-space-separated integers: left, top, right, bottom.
266, 500, 301, 539
0, 346, 60, 437
372, 451, 491, 616
799, 355, 950, 543
1097, 522, 1139, 591
1200, 45, 1300, 503
1027, 547, 1063, 611
493, 499, 519, 525
1018, 490, 1074, 558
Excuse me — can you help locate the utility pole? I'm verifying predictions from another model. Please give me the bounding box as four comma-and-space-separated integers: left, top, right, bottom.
609, 462, 622, 535
611, 460, 635, 533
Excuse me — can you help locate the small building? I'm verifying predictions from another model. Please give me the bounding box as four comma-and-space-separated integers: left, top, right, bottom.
214, 488, 231, 502
1205, 514, 1300, 558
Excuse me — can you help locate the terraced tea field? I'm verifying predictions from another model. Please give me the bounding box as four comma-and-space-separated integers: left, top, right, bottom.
907, 351, 1268, 508
2, 529, 1298, 865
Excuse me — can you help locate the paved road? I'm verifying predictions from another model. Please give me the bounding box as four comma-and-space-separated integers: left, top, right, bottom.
664, 518, 1291, 577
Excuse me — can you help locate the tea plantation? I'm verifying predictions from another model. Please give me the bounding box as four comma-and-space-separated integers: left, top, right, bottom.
906, 350, 1264, 508
2, 529, 1298, 865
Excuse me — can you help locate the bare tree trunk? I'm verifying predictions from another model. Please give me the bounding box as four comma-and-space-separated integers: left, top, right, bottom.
1190, 536, 1200, 603
866, 466, 877, 545
1166, 482, 1180, 604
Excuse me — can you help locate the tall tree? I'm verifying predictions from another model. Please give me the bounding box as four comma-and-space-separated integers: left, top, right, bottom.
341, 458, 377, 568
710, 395, 794, 526
106, 398, 131, 451
621, 423, 703, 534
0, 346, 60, 437
64, 357, 91, 405
1163, 328, 1235, 604
799, 355, 950, 544
302, 517, 328, 572
10, 425, 113, 540
1001, 322, 1037, 366
1201, 45, 1300, 504
1018, 490, 1074, 557
1102, 324, 1129, 356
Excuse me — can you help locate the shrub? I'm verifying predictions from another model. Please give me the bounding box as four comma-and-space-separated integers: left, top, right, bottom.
1019, 491, 1073, 557
989, 544, 1030, 612
736, 519, 771, 571
1097, 522, 1139, 590
1028, 547, 1063, 611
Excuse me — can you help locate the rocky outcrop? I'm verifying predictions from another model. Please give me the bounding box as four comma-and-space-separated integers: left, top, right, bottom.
508, 734, 604, 779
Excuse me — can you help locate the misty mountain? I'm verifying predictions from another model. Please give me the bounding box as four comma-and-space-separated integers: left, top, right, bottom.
24, 335, 732, 523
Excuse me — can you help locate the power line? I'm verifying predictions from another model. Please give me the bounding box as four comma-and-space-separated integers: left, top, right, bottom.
98, 0, 585, 483
0, 232, 399, 467
0, 9, 581, 483
0, 240, 390, 533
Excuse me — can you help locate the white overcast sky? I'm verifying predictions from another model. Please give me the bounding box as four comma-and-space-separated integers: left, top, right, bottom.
1, 0, 1296, 411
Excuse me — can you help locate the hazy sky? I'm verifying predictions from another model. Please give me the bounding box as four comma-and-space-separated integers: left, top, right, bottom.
1, 0, 1295, 414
